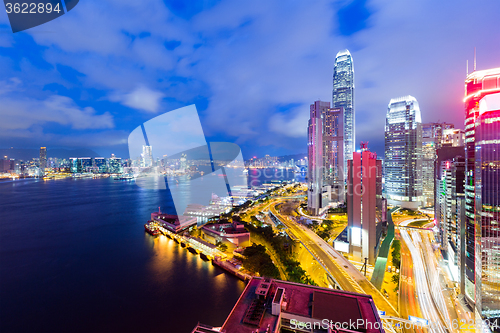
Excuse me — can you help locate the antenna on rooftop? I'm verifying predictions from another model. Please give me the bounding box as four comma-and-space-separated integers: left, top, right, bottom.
474, 47, 476, 71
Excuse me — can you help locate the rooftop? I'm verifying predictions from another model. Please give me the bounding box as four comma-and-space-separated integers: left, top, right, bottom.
215, 277, 383, 333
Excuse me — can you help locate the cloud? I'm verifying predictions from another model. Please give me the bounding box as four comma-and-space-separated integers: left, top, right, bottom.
110, 85, 165, 113
269, 106, 309, 138
0, 79, 114, 133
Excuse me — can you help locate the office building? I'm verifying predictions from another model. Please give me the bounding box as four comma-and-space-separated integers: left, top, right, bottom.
436, 157, 465, 283
384, 96, 423, 209
347, 144, 385, 265
308, 101, 326, 215
69, 158, 81, 173
332, 49, 355, 180
463, 67, 500, 321
308, 101, 345, 214
39, 147, 47, 171
108, 157, 123, 174
421, 123, 462, 208
191, 277, 383, 333
142, 145, 153, 168
474, 92, 500, 319
94, 157, 107, 173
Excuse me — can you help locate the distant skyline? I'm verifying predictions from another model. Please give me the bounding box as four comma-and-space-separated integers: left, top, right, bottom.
1, 0, 499, 159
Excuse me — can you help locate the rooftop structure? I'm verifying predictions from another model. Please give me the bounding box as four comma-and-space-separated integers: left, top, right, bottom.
192, 277, 383, 333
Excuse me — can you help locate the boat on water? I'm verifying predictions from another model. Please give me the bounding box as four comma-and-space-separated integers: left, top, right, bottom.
187, 247, 197, 254
115, 176, 134, 181
173, 238, 180, 243
181, 242, 187, 248
144, 223, 160, 236
200, 253, 210, 261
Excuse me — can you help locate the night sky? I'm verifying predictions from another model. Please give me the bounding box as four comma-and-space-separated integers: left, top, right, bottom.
0, 0, 499, 159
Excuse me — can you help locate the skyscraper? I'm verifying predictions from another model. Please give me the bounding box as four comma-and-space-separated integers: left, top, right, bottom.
307, 101, 345, 214
347, 144, 384, 265
94, 157, 107, 173
39, 147, 47, 171
332, 49, 354, 179
142, 145, 153, 168
384, 96, 423, 209
307, 101, 327, 215
421, 122, 463, 208
463, 67, 500, 322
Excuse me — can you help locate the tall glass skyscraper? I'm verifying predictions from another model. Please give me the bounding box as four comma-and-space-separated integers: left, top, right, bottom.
384, 96, 423, 209
464, 67, 500, 323
332, 49, 354, 179
39, 147, 47, 169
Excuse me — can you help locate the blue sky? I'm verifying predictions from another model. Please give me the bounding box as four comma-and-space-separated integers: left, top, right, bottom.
0, 0, 499, 159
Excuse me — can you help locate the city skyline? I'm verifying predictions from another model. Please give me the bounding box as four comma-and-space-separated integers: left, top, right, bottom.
0, 1, 499, 159
1, 2, 500, 332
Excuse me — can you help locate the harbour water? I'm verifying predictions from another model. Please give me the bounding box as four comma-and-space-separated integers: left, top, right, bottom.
0, 169, 303, 332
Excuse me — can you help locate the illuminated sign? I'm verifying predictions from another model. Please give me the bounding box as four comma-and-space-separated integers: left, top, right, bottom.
479, 92, 500, 115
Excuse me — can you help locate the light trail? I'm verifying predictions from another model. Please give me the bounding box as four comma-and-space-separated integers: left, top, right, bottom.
400, 229, 448, 333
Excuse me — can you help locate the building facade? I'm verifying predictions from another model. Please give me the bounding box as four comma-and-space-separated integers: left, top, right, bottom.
384, 96, 423, 209
474, 91, 500, 320
332, 49, 354, 180
463, 67, 500, 323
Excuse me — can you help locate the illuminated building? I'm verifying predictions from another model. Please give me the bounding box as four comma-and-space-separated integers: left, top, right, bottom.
308, 101, 345, 214
332, 49, 355, 180
346, 144, 385, 265
108, 157, 123, 174
308, 101, 326, 215
69, 158, 81, 173
421, 123, 459, 208
142, 145, 153, 167
463, 67, 500, 322
191, 277, 383, 333
151, 211, 197, 234
94, 157, 107, 173
436, 156, 465, 283
200, 221, 250, 249
384, 96, 423, 209
39, 147, 47, 171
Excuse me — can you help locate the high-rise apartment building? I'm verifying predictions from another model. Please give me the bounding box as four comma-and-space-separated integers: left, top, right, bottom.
347, 145, 385, 265
39, 147, 47, 171
332, 49, 354, 180
463, 67, 500, 322
384, 96, 423, 209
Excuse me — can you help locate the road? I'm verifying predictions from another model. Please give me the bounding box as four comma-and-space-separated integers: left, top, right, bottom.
398, 228, 426, 333
400, 228, 451, 333
270, 202, 400, 318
